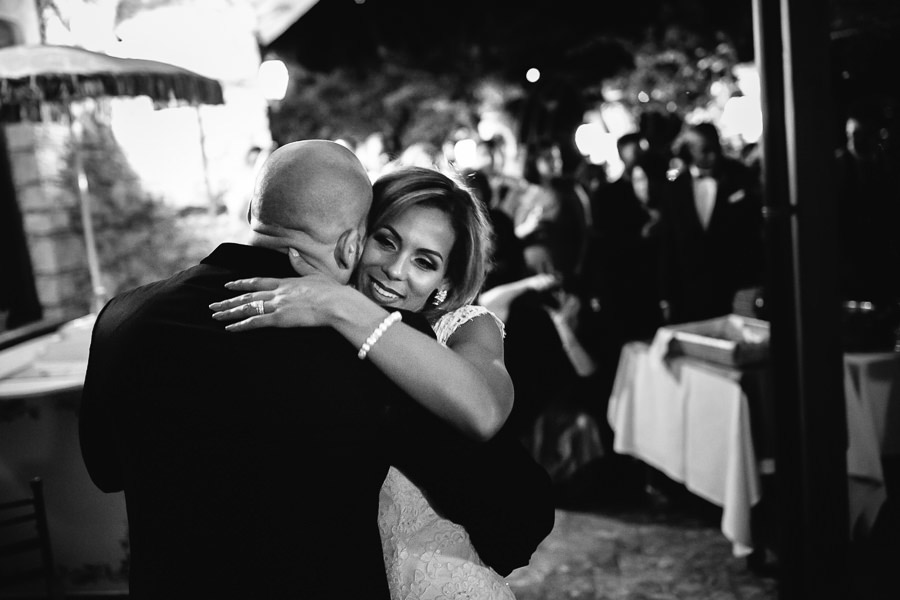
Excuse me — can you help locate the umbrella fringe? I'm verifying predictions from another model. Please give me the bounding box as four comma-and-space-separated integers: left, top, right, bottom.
0, 72, 224, 123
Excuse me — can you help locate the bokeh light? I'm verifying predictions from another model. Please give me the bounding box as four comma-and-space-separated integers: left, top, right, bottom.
453, 138, 479, 169
720, 95, 762, 144
575, 123, 618, 168
258, 59, 289, 101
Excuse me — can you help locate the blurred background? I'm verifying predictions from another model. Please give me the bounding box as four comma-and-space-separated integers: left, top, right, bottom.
1, 0, 897, 325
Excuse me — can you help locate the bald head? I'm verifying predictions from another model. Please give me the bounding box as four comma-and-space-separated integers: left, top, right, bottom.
248, 140, 373, 281
250, 140, 372, 238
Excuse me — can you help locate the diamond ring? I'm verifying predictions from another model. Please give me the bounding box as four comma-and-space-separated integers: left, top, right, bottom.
250, 300, 265, 315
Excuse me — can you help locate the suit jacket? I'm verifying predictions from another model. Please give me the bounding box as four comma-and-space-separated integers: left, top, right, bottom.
79, 243, 554, 599
581, 177, 664, 347
659, 158, 764, 324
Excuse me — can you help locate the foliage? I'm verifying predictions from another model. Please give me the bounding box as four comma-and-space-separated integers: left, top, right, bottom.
63, 110, 236, 308
268, 22, 743, 169
602, 26, 742, 125
268, 62, 490, 157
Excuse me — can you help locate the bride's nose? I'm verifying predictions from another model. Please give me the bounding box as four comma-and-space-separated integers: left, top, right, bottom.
383, 256, 406, 280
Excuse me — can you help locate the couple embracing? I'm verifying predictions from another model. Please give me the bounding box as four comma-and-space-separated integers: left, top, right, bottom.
79, 140, 555, 599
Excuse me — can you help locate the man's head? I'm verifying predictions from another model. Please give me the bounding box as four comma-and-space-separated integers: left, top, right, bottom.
845, 115, 881, 162
677, 122, 723, 173
616, 132, 646, 175
247, 140, 373, 284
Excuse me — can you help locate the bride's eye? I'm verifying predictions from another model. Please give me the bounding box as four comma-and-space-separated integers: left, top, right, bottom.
414, 257, 438, 271
373, 231, 396, 249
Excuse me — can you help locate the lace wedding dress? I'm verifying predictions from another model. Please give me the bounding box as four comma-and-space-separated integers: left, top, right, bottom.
378, 305, 516, 600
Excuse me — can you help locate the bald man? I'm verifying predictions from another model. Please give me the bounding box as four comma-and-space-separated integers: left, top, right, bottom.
79, 141, 440, 598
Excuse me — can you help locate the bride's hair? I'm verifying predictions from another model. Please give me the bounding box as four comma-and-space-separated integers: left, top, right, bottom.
370, 166, 494, 318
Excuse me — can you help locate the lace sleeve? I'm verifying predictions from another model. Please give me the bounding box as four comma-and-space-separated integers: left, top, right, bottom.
432, 305, 505, 346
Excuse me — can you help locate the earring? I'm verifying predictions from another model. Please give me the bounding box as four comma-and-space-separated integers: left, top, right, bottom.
433, 289, 448, 305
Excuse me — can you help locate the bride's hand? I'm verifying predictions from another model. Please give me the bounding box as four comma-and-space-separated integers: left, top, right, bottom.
209, 274, 345, 332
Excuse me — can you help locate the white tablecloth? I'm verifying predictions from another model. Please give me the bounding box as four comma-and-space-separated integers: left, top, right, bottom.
844, 351, 900, 535
608, 338, 760, 557
609, 333, 900, 557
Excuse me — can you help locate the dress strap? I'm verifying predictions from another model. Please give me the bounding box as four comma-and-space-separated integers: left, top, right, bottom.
432, 305, 505, 346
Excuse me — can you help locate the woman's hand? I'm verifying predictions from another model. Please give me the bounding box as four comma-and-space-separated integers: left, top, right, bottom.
546, 289, 582, 334
545, 291, 596, 377
523, 272, 560, 293
209, 274, 346, 331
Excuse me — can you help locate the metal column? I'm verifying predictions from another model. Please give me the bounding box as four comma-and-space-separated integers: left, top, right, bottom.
752, 0, 850, 597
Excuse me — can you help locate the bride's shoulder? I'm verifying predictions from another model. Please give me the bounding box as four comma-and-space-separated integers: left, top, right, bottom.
433, 305, 505, 345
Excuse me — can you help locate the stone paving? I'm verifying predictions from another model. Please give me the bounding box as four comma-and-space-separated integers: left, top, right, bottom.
506, 508, 777, 600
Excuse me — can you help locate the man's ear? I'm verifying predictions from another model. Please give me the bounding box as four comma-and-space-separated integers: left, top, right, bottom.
335, 228, 360, 272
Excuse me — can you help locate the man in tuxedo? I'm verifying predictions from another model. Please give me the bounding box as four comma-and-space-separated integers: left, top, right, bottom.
79, 140, 553, 599
658, 122, 764, 324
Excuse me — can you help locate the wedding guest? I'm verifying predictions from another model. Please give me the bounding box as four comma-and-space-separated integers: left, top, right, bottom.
582, 133, 664, 345
577, 134, 665, 454
835, 104, 900, 306
517, 141, 589, 285
468, 160, 593, 455
658, 122, 764, 324
462, 167, 528, 292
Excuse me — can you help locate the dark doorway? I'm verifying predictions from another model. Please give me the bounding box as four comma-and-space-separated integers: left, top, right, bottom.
0, 127, 42, 333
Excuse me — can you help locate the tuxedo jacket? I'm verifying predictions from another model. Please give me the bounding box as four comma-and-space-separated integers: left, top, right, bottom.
659, 158, 764, 324
80, 243, 553, 599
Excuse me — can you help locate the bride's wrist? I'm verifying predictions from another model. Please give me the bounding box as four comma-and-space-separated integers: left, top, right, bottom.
331, 287, 390, 342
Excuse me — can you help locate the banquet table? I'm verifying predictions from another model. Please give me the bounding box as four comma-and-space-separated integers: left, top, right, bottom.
844, 351, 900, 535
607, 331, 900, 557
0, 313, 95, 398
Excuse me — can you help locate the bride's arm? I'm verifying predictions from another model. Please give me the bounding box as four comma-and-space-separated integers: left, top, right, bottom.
210, 276, 513, 441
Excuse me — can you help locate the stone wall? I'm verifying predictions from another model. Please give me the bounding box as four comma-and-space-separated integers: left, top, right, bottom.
6, 122, 91, 322
5, 117, 251, 325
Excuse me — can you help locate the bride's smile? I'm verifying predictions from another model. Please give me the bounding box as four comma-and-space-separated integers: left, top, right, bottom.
368, 276, 403, 302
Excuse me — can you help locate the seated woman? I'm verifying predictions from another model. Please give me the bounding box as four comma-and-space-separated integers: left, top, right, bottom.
211, 166, 523, 599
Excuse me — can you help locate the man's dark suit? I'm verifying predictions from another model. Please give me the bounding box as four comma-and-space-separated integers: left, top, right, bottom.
575, 177, 664, 452
584, 176, 664, 344
79, 243, 553, 599
659, 158, 764, 324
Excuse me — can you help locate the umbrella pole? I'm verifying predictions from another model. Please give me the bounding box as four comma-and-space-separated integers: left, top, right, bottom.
67, 114, 106, 312
195, 107, 216, 216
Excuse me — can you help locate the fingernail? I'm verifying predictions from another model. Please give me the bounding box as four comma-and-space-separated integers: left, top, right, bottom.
289, 248, 298, 258
224, 282, 235, 289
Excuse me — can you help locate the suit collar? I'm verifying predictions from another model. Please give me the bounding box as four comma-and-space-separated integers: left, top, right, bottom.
202, 243, 298, 278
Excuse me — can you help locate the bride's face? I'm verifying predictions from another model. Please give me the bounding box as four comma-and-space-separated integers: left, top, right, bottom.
354, 204, 456, 312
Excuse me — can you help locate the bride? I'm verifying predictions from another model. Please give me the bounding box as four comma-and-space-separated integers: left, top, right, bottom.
211, 165, 547, 599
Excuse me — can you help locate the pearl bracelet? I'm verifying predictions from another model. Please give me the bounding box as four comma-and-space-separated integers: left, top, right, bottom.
357, 311, 402, 360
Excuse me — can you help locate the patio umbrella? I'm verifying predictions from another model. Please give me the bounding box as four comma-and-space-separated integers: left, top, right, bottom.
0, 44, 224, 311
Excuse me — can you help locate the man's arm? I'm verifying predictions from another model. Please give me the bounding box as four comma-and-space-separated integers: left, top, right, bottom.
387, 399, 555, 576
79, 305, 125, 493
446, 426, 556, 576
